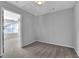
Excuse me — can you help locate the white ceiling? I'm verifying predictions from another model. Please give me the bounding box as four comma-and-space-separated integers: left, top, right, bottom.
8, 1, 76, 16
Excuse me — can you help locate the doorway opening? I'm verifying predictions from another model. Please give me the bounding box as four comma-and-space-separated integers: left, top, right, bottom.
2, 8, 22, 57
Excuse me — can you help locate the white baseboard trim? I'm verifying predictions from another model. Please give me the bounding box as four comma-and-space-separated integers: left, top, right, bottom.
36, 40, 74, 48
21, 40, 73, 48
21, 41, 36, 48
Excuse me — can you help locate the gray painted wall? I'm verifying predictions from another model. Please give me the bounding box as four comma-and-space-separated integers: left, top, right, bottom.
73, 2, 79, 56
34, 8, 73, 48
0, 1, 77, 56
0, 1, 35, 55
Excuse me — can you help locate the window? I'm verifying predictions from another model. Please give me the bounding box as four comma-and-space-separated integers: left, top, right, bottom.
4, 20, 19, 34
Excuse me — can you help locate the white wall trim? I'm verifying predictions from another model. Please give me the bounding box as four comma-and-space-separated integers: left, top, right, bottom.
21, 40, 36, 48
36, 40, 74, 48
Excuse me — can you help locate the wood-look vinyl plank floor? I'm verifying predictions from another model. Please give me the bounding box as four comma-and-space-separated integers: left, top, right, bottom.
3, 38, 78, 58
23, 41, 78, 58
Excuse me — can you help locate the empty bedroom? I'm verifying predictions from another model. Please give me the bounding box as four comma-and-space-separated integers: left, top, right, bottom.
0, 1, 79, 58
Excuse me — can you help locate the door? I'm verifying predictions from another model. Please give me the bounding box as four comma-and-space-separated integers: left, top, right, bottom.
0, 8, 22, 56
0, 7, 4, 56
